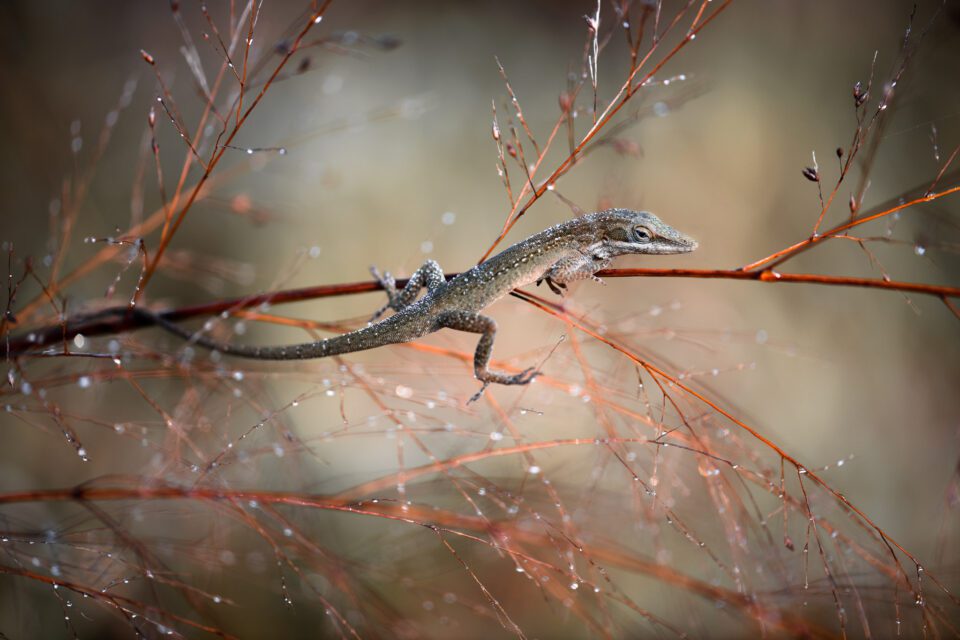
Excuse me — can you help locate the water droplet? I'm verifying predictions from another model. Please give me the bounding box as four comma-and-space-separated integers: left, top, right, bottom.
914, 244, 926, 256
441, 211, 456, 225
73, 334, 86, 350
489, 431, 504, 442
77, 376, 92, 389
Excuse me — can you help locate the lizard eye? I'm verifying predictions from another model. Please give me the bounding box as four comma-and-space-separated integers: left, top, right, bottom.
633, 226, 653, 243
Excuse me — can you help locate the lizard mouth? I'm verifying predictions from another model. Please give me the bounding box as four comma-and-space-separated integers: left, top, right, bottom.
663, 233, 698, 253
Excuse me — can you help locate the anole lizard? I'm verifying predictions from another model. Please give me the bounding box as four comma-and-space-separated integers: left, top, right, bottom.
149, 209, 697, 398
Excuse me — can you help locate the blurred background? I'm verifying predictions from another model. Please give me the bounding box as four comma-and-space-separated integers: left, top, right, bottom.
1, 1, 959, 637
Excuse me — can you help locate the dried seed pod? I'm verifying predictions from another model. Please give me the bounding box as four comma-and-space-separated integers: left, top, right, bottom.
802, 167, 820, 182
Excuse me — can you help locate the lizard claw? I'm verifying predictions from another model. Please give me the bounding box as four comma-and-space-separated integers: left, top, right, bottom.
510, 367, 540, 385
370, 265, 395, 289
537, 276, 566, 297
467, 381, 491, 405
369, 266, 397, 322
468, 367, 540, 403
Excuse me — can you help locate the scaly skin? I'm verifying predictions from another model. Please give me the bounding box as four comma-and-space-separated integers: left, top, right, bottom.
151, 209, 697, 398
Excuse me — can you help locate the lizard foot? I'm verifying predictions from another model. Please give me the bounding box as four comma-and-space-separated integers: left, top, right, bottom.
467, 367, 540, 404
369, 266, 397, 322
536, 277, 567, 296
467, 381, 490, 405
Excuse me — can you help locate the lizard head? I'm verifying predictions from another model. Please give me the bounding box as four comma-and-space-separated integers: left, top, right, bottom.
594, 209, 698, 256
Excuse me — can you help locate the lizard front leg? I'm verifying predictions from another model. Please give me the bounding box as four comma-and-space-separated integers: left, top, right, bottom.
436, 310, 539, 402
536, 275, 567, 296
370, 259, 446, 321
538, 252, 611, 296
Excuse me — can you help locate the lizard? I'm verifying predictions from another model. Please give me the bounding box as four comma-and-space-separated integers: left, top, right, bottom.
147, 209, 697, 399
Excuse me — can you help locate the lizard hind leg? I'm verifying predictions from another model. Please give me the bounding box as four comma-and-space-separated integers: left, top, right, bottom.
370, 259, 446, 322
436, 310, 539, 402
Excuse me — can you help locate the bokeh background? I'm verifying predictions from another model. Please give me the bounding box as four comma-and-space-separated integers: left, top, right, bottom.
1, 1, 959, 637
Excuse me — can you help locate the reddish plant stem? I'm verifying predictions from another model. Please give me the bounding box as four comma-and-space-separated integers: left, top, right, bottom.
137, 2, 333, 298
602, 268, 960, 298
0, 565, 238, 638
513, 291, 943, 606
478, 0, 733, 263
8, 266, 957, 354
743, 184, 960, 271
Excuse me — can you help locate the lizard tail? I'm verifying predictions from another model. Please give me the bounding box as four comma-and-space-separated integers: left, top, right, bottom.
140, 308, 396, 360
